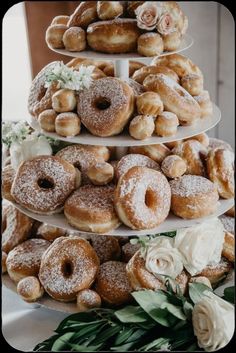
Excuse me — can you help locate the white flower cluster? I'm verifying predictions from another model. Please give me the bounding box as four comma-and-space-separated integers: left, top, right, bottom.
2, 121, 30, 148
44, 62, 94, 91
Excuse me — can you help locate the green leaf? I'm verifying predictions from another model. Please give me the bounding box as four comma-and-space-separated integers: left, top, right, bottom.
94, 325, 122, 345
51, 332, 75, 351
183, 301, 194, 320
114, 328, 135, 345
140, 337, 170, 351
188, 282, 212, 304
160, 302, 186, 320
115, 305, 150, 323
66, 342, 103, 352
224, 286, 235, 304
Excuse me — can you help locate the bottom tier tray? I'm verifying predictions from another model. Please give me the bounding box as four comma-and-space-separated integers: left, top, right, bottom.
11, 198, 234, 236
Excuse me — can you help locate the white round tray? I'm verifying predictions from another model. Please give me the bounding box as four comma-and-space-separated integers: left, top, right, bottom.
28, 103, 220, 147
11, 198, 234, 237
49, 34, 193, 61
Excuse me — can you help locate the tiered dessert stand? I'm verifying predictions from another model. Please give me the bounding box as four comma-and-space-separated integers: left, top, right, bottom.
3, 33, 234, 313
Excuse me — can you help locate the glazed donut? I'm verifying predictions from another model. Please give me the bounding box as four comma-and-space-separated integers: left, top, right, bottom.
97, 1, 123, 20
95, 261, 132, 305
51, 15, 69, 26
193, 90, 213, 117
136, 91, 164, 116
52, 89, 77, 113
151, 54, 203, 78
196, 258, 232, 285
38, 109, 57, 132
129, 144, 171, 163
189, 276, 212, 289
172, 140, 207, 176
2, 165, 16, 202
114, 166, 171, 230
39, 237, 99, 301
17, 276, 44, 302
162, 30, 182, 52
132, 65, 179, 84
181, 74, 204, 96
161, 155, 187, 179
87, 19, 141, 54
2, 204, 33, 253
103, 60, 146, 77
11, 156, 76, 215
28, 62, 61, 118
127, 1, 144, 17
77, 77, 134, 137
208, 138, 233, 152
155, 111, 179, 137
206, 148, 234, 199
56, 144, 109, 184
90, 234, 121, 263
55, 113, 81, 137
86, 162, 114, 185
64, 185, 120, 233
45, 24, 67, 49
122, 242, 141, 263
137, 33, 164, 57
169, 175, 219, 219
6, 239, 50, 283
37, 223, 67, 242
129, 115, 155, 140
115, 153, 160, 181
184, 132, 209, 148
68, 1, 98, 28
143, 74, 201, 125
225, 206, 235, 218
62, 27, 86, 52
222, 232, 234, 262
77, 289, 101, 311
2, 251, 7, 273
127, 79, 145, 97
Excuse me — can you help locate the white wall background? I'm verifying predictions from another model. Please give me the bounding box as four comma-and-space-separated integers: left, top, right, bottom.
2, 2, 235, 148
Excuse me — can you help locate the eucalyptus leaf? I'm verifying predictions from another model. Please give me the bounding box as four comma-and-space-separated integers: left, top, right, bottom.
183, 301, 194, 320
188, 282, 213, 304
140, 337, 170, 351
160, 302, 186, 320
115, 305, 150, 323
51, 332, 75, 351
66, 342, 103, 352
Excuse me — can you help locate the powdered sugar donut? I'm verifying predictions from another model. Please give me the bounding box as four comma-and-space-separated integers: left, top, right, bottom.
77, 289, 101, 311
90, 234, 121, 263
17, 276, 44, 302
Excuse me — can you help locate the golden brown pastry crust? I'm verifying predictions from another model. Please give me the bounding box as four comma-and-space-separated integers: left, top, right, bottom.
136, 91, 164, 117
197, 258, 232, 285
68, 1, 98, 28
77, 289, 101, 311
90, 234, 121, 263
17, 276, 44, 302
38, 109, 57, 132
2, 165, 16, 202
97, 1, 124, 20
137, 33, 164, 57
62, 27, 86, 52
45, 24, 68, 49
55, 112, 81, 137
132, 65, 179, 84
222, 232, 234, 262
129, 144, 171, 163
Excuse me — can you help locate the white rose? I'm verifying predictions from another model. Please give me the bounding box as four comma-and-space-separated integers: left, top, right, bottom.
145, 236, 183, 282
157, 12, 175, 35
10, 142, 24, 170
175, 219, 225, 276
135, 2, 162, 31
192, 291, 234, 351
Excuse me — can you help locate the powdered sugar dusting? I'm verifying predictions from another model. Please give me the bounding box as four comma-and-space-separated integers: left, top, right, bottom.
170, 175, 215, 197
116, 154, 160, 180
219, 215, 235, 235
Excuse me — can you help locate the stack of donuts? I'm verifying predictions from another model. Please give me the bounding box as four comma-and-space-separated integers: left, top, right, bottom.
29, 53, 213, 139
2, 203, 234, 307
2, 132, 234, 233
45, 1, 188, 56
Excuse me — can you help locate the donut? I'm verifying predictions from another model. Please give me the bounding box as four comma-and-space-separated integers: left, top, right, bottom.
181, 74, 204, 96
87, 19, 141, 54
2, 251, 7, 273
193, 90, 213, 117
28, 62, 61, 118
136, 91, 164, 116
51, 15, 70, 26
103, 61, 146, 78
17, 276, 44, 302
164, 140, 182, 150
155, 111, 179, 137
6, 239, 50, 283
143, 74, 201, 125
196, 258, 232, 285
151, 54, 203, 78
2, 165, 16, 202
97, 1, 123, 20
122, 242, 141, 263
208, 138, 233, 152
161, 155, 187, 179
169, 175, 219, 219
189, 276, 212, 289
129, 144, 171, 163
137, 33, 164, 57
162, 30, 182, 52
222, 232, 234, 262
115, 153, 160, 181
38, 109, 57, 132
64, 185, 120, 233
86, 162, 114, 185
90, 234, 121, 263
77, 77, 134, 137
2, 204, 33, 254
225, 206, 235, 218
52, 89, 77, 113
45, 24, 67, 49
184, 132, 209, 147
68, 1, 98, 28
172, 140, 207, 176
36, 223, 67, 242
11, 156, 76, 215
66, 57, 109, 71
62, 27, 86, 52
114, 166, 171, 230
55, 112, 81, 137
132, 65, 179, 84
39, 237, 99, 301
77, 289, 101, 311
95, 261, 132, 305
206, 148, 234, 199
129, 115, 155, 140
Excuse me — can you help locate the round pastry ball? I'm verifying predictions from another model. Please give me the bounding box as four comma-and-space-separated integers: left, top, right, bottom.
38, 109, 57, 132
97, 1, 124, 20
161, 155, 187, 178
129, 115, 155, 140
77, 289, 101, 312
155, 112, 179, 137
51, 15, 70, 26
17, 276, 44, 302
52, 89, 77, 113
87, 162, 114, 185
138, 33, 164, 57
63, 27, 86, 52
136, 91, 164, 117
55, 112, 81, 137
162, 30, 182, 51
45, 24, 68, 49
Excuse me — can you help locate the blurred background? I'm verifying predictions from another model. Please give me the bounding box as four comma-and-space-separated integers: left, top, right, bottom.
2, 1, 235, 148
